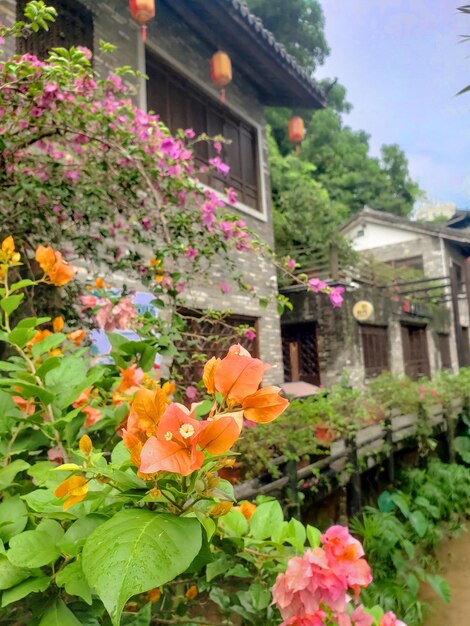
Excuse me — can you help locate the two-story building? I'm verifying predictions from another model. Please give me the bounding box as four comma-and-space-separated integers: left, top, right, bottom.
1, 0, 326, 383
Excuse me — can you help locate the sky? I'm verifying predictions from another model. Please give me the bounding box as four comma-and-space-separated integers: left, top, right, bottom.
316, 0, 470, 209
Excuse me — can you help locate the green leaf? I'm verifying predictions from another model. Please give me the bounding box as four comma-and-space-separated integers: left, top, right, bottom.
408, 510, 427, 538
206, 555, 232, 582
306, 525, 321, 548
82, 510, 202, 625
226, 563, 252, 578
7, 327, 35, 348
56, 560, 92, 604
32, 332, 66, 357
391, 493, 410, 518
0, 555, 31, 590
37, 519, 64, 544
38, 599, 82, 625
9, 279, 35, 293
427, 574, 451, 603
59, 515, 107, 557
0, 495, 28, 542
249, 500, 283, 540
249, 582, 271, 611
1, 575, 50, 607
377, 490, 395, 512
454, 436, 470, 463
7, 528, 60, 568
0, 294, 24, 316
0, 460, 30, 490
285, 518, 306, 552
218, 508, 248, 537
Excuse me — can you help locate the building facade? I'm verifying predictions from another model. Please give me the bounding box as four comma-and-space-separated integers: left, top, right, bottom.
1, 0, 326, 383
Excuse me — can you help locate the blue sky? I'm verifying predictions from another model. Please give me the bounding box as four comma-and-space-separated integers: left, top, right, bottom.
316, 1, 470, 209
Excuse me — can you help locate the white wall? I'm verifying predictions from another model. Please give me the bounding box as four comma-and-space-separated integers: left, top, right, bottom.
345, 222, 419, 251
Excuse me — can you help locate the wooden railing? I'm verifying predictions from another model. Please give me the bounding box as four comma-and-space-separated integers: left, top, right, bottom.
234, 399, 464, 518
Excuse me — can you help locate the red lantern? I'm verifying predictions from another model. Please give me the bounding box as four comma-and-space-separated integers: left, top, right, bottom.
129, 0, 155, 42
210, 51, 232, 103
288, 116, 305, 156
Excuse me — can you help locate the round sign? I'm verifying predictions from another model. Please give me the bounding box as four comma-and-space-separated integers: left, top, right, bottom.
353, 300, 374, 322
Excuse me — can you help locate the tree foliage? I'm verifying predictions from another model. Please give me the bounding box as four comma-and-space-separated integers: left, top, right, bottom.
245, 0, 329, 72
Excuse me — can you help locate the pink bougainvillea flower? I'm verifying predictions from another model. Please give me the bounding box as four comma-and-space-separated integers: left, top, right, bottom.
329, 286, 345, 308
209, 156, 230, 175
380, 612, 407, 626
185, 246, 198, 261
308, 278, 328, 293
185, 386, 198, 403
220, 281, 231, 293
47, 446, 64, 465
350, 606, 374, 626
281, 612, 326, 626
80, 294, 98, 308
226, 186, 237, 205
244, 329, 256, 341
287, 258, 297, 270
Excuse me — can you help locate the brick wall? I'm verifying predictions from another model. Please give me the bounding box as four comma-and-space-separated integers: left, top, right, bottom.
1, 0, 284, 382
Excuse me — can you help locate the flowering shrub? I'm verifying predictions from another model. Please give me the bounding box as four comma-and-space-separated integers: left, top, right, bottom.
0, 238, 405, 625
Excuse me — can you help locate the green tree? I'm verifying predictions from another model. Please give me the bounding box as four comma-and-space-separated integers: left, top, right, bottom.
245, 0, 329, 72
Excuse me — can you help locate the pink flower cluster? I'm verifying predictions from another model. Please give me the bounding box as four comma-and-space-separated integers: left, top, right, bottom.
80, 295, 137, 332
308, 279, 345, 308
273, 526, 386, 626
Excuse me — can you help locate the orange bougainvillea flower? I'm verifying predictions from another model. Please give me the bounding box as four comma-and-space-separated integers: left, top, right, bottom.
79, 434, 93, 456
95, 277, 104, 289
72, 386, 93, 409
147, 588, 161, 603
185, 585, 199, 600
128, 387, 169, 438
139, 404, 240, 476
35, 245, 76, 287
29, 329, 52, 347
209, 502, 233, 518
52, 316, 64, 332
83, 405, 102, 427
241, 386, 289, 423
118, 364, 144, 393
140, 404, 205, 476
67, 329, 86, 346
0, 236, 21, 265
205, 344, 269, 405
196, 414, 241, 454
54, 475, 89, 510
12, 395, 35, 416
238, 500, 256, 520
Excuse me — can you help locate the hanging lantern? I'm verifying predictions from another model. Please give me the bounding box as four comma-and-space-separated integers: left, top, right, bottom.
288, 116, 305, 156
210, 51, 232, 103
129, 0, 155, 43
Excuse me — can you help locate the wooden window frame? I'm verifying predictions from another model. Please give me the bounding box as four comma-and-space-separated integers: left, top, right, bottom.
401, 323, 431, 380
281, 322, 321, 386
388, 256, 424, 272
360, 324, 389, 378
145, 47, 268, 221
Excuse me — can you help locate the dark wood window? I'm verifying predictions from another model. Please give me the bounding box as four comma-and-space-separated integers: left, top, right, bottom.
360, 324, 389, 377
281, 323, 320, 385
401, 324, 431, 380
453, 262, 465, 294
389, 256, 424, 272
461, 326, 470, 367
17, 0, 93, 58
146, 54, 260, 211
437, 333, 452, 370
176, 309, 259, 387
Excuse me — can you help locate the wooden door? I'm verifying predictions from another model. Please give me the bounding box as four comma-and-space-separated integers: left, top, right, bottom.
281, 323, 321, 385
401, 324, 431, 379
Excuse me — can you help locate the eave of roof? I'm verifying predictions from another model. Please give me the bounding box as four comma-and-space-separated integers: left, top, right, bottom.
340, 207, 470, 246
161, 0, 327, 109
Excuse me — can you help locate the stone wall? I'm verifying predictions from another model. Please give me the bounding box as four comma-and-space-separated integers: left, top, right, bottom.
281, 284, 453, 388
1, 0, 284, 382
